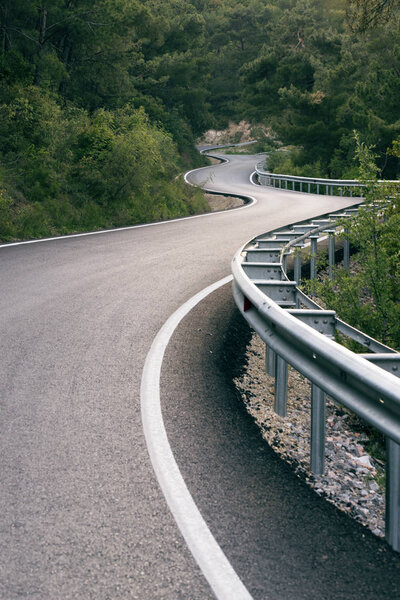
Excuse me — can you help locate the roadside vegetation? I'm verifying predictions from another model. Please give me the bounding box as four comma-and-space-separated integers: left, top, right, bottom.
237, 0, 400, 181
302, 138, 400, 351
301, 138, 400, 467
0, 0, 211, 241
1, 0, 400, 241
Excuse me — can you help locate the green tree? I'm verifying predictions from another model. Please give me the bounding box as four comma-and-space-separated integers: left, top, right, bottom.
346, 0, 397, 31
304, 136, 400, 348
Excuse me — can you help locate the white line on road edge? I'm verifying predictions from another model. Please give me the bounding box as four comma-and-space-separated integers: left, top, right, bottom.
0, 202, 253, 249
184, 159, 257, 212
140, 275, 254, 600
1, 161, 256, 250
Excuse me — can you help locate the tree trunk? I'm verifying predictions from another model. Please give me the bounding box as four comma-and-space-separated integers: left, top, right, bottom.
1, 7, 10, 54
33, 8, 48, 85
59, 40, 73, 97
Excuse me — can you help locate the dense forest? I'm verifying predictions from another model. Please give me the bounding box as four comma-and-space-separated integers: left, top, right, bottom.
1, 0, 400, 240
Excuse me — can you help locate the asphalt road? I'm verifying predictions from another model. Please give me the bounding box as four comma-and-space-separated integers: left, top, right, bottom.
1, 153, 399, 599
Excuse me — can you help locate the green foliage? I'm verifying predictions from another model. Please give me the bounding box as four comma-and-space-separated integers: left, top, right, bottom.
0, 184, 14, 238
346, 0, 396, 31
234, 0, 400, 178
303, 136, 400, 349
2, 0, 400, 240
267, 148, 328, 177
0, 86, 208, 241
0, 0, 212, 241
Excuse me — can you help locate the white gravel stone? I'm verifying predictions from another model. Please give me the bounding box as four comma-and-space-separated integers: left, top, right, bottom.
234, 333, 386, 539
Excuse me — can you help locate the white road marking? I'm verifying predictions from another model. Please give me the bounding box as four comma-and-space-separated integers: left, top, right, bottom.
0, 204, 252, 249
140, 275, 254, 600
184, 157, 257, 211
0, 162, 256, 249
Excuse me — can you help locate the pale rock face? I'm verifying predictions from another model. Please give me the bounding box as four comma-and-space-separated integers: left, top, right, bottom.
200, 120, 256, 144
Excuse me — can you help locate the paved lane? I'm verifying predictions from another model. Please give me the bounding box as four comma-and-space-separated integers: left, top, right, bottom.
162, 284, 400, 599
0, 154, 377, 599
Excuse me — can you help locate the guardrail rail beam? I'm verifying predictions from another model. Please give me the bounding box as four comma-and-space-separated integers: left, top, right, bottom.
232, 203, 400, 552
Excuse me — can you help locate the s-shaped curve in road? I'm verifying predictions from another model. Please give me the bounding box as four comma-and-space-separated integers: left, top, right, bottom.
1, 152, 399, 600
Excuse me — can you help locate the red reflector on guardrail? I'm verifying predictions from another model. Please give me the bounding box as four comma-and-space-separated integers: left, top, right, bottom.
244, 296, 252, 312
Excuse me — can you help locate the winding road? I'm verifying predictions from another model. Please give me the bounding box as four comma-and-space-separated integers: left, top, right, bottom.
1, 152, 400, 599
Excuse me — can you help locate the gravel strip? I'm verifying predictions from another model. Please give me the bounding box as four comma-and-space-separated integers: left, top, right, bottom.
234, 333, 386, 539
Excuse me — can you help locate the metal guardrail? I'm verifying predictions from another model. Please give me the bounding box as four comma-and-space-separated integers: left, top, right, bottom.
255, 161, 399, 197
231, 205, 400, 551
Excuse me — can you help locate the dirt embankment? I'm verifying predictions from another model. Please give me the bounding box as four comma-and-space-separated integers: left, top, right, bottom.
198, 120, 271, 147
205, 194, 245, 212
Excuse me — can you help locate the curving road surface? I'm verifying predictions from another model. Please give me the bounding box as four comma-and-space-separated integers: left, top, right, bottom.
1, 153, 400, 599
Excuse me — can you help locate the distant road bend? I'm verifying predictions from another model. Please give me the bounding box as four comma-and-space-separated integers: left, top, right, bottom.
1, 151, 400, 599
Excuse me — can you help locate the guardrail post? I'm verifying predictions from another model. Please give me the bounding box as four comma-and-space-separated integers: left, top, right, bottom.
317, 183, 320, 194
308, 183, 311, 193
328, 231, 335, 279
310, 235, 319, 280
311, 384, 326, 475
282, 252, 288, 274
294, 247, 302, 285
266, 346, 276, 376
386, 438, 400, 551
274, 355, 288, 417
294, 244, 302, 308
343, 235, 350, 270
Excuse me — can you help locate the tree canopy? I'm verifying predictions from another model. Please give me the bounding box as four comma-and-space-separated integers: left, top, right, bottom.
1, 0, 400, 240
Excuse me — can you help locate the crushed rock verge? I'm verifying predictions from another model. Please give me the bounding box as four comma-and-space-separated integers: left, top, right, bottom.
234, 333, 386, 539
206, 194, 244, 211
